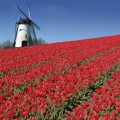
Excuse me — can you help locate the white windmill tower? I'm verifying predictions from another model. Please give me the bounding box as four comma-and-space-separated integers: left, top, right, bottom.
14, 4, 40, 47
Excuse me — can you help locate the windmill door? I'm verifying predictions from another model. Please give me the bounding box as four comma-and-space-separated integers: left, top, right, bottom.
22, 41, 27, 47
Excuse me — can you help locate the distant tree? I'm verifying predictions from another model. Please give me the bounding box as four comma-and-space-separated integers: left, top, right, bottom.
32, 39, 38, 45
32, 38, 46, 45
0, 40, 14, 49
38, 38, 46, 44
0, 43, 3, 49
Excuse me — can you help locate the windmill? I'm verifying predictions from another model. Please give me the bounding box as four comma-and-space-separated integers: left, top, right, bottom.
13, 3, 40, 47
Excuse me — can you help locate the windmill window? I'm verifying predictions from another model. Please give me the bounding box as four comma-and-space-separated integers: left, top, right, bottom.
25, 34, 27, 38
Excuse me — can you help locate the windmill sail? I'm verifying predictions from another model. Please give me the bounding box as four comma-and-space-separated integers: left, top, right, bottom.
27, 3, 31, 20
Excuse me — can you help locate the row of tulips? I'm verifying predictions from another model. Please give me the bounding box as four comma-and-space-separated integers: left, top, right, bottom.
68, 70, 120, 120
1, 35, 119, 63
1, 38, 120, 119
1, 42, 119, 99
1, 37, 120, 95
41, 46, 120, 119
1, 35, 120, 73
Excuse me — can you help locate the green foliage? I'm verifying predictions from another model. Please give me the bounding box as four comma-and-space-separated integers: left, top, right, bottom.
0, 72, 4, 78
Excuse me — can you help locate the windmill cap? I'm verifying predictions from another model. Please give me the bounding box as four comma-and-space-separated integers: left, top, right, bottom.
17, 18, 32, 25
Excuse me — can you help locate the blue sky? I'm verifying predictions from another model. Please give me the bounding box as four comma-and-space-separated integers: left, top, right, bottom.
0, 0, 120, 44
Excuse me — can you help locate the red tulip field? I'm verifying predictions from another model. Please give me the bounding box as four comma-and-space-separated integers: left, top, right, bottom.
0, 35, 120, 119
